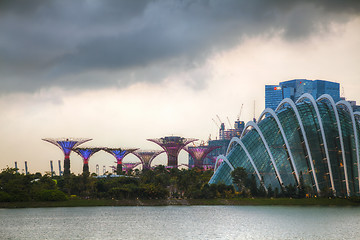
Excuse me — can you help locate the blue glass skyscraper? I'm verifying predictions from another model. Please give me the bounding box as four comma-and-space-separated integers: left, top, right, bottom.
265, 79, 340, 109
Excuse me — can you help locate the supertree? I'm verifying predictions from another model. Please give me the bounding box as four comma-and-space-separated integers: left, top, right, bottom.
103, 148, 138, 174
73, 147, 102, 175
132, 150, 164, 170
147, 136, 197, 168
185, 145, 221, 169
122, 162, 141, 173
204, 155, 218, 170
42, 138, 92, 176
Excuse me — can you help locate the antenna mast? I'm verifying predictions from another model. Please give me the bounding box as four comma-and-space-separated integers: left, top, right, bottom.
253, 100, 256, 122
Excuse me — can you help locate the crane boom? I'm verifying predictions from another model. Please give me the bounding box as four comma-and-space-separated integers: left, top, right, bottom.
237, 104, 244, 120
212, 118, 220, 129
216, 114, 222, 125
227, 117, 232, 129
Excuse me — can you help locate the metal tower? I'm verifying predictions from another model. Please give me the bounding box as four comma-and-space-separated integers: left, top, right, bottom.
103, 148, 138, 174
147, 136, 197, 168
73, 147, 102, 175
185, 145, 221, 169
50, 160, 54, 177
25, 161, 28, 175
42, 138, 92, 176
58, 160, 62, 176
132, 150, 164, 170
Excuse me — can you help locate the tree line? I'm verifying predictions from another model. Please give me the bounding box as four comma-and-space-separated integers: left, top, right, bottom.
0, 166, 320, 202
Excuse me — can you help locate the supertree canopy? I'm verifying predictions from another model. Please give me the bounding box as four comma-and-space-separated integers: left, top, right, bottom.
42, 138, 92, 176
185, 145, 221, 169
132, 150, 164, 170
104, 148, 138, 174
147, 136, 197, 168
123, 162, 141, 173
73, 147, 102, 175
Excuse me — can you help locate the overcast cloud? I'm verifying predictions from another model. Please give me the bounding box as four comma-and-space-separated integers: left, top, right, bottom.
1, 0, 360, 93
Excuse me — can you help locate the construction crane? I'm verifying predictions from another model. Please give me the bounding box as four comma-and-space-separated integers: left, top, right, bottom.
227, 117, 232, 129
212, 118, 220, 129
237, 104, 244, 120
216, 114, 222, 125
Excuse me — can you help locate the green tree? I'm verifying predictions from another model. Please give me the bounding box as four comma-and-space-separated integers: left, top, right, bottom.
231, 167, 248, 193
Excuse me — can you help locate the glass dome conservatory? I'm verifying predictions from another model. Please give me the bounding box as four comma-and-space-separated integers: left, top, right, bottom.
209, 94, 360, 197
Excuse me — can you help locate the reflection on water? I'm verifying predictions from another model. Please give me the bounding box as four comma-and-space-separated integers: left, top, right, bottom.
0, 206, 359, 239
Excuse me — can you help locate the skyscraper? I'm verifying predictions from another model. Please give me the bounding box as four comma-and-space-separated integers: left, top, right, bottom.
265, 79, 340, 109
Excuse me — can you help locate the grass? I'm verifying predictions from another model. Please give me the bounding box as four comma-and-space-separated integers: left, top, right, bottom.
1, 197, 359, 208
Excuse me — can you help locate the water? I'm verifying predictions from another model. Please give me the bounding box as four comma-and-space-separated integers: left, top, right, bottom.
0, 206, 360, 239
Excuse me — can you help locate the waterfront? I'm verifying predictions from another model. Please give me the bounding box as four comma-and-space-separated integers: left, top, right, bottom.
1, 206, 360, 239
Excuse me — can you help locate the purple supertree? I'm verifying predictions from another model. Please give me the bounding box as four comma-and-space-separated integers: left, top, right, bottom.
42, 138, 92, 176
122, 162, 141, 173
204, 156, 218, 170
104, 148, 138, 174
132, 150, 164, 171
147, 136, 197, 168
73, 147, 102, 175
185, 145, 221, 170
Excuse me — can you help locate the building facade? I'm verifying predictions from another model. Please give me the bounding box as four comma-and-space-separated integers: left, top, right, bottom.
210, 93, 360, 197
265, 79, 340, 110
189, 120, 245, 169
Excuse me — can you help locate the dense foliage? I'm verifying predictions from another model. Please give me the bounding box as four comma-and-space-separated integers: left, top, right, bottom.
0, 166, 314, 202
0, 168, 67, 202
0, 166, 235, 202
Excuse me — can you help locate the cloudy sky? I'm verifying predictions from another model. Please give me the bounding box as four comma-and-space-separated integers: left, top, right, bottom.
1, 0, 360, 174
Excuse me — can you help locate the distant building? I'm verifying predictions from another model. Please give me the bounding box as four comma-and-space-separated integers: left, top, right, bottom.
265, 79, 340, 110
189, 120, 245, 169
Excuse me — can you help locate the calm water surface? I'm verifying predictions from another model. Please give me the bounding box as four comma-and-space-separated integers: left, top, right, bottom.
1, 206, 360, 239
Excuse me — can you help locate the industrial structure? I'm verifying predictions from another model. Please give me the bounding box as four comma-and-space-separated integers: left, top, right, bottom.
185, 145, 221, 169
132, 150, 164, 170
103, 148, 138, 174
50, 160, 54, 177
148, 136, 197, 168
210, 93, 360, 197
73, 147, 102, 175
201, 117, 245, 169
42, 138, 92, 176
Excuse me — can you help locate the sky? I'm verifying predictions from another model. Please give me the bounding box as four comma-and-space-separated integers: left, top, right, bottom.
1, 0, 360, 174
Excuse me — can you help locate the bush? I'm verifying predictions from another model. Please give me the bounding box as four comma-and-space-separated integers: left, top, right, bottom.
38, 189, 68, 201
0, 191, 11, 202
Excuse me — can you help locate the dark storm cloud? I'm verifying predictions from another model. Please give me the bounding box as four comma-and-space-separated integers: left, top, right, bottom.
0, 0, 359, 93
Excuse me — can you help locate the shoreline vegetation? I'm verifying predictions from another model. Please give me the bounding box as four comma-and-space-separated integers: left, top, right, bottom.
1, 198, 360, 208
2, 166, 360, 209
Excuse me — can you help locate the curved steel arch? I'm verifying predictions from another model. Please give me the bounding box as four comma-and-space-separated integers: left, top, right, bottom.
214, 155, 234, 172
258, 108, 300, 185
276, 98, 320, 194
354, 112, 360, 119
317, 94, 350, 196
297, 93, 335, 195
226, 139, 239, 156
336, 100, 360, 194
226, 137, 266, 190
240, 121, 284, 187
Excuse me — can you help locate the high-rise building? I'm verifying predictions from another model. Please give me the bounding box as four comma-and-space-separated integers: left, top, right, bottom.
265, 79, 340, 109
